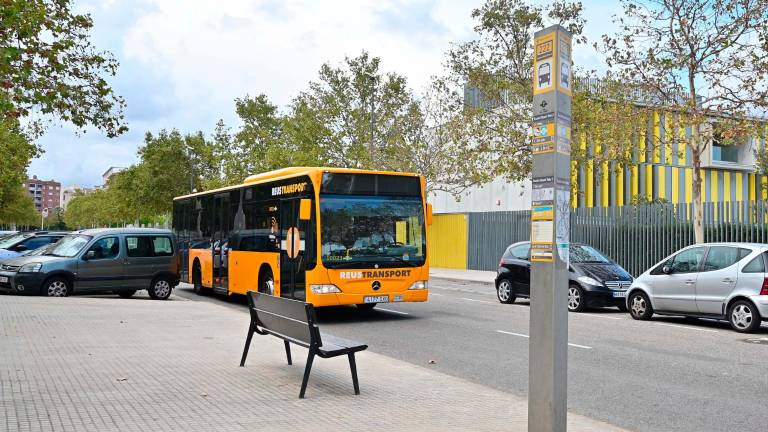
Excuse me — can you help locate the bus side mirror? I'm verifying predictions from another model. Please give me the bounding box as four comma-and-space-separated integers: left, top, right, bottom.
426, 203, 433, 226
299, 199, 312, 221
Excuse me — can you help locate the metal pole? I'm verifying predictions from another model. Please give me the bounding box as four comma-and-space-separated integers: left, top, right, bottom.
528, 25, 572, 432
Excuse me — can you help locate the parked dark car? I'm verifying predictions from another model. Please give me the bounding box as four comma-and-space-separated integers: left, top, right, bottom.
495, 241, 633, 312
0, 228, 179, 299
0, 231, 68, 261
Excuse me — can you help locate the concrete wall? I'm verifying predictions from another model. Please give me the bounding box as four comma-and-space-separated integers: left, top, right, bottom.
429, 177, 532, 214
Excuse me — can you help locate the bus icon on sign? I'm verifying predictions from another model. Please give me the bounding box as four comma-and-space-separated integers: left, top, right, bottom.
538, 62, 551, 88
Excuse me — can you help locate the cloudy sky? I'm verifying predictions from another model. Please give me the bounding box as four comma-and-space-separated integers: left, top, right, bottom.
30, 0, 621, 187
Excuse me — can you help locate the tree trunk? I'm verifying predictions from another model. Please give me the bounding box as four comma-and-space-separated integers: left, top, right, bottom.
691, 128, 704, 244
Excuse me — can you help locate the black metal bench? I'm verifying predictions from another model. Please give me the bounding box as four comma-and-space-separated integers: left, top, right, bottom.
239, 291, 368, 398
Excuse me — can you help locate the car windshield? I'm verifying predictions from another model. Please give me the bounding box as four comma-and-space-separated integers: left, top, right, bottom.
46, 234, 92, 257
570, 245, 611, 264
0, 233, 31, 249
26, 243, 56, 256
320, 195, 426, 268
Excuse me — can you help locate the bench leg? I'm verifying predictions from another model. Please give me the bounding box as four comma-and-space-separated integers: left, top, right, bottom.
299, 350, 315, 399
348, 353, 360, 395
239, 324, 254, 367
284, 340, 292, 365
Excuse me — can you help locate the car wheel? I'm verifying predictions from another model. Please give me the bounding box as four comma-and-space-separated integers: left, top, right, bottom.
567, 284, 586, 312
44, 277, 70, 297
148, 278, 173, 300
728, 300, 761, 333
628, 291, 653, 320
356, 303, 377, 311
496, 279, 516, 304
259, 268, 275, 295
117, 290, 136, 299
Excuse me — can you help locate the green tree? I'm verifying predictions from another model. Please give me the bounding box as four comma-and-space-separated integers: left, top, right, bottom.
601, 0, 768, 243
437, 0, 587, 187
224, 95, 285, 183
0, 118, 40, 213
288, 51, 417, 169
0, 0, 126, 136
0, 185, 38, 227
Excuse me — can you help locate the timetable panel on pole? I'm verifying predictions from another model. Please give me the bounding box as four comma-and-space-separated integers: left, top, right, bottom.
528, 24, 572, 432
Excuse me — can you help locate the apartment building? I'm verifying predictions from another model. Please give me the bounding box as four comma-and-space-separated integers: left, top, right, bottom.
23, 176, 61, 212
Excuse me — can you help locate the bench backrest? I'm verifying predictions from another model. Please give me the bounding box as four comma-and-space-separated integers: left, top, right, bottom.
247, 291, 321, 348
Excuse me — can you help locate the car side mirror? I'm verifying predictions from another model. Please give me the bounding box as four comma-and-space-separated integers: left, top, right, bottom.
83, 250, 95, 261
662, 265, 671, 274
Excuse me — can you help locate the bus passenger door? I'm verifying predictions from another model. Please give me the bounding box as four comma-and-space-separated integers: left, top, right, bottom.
213, 193, 230, 292
279, 199, 307, 301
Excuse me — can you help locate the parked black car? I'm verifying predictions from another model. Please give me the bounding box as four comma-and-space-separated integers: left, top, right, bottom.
495, 241, 633, 312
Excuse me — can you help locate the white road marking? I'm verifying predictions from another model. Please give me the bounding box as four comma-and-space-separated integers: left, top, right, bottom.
429, 293, 443, 296
460, 297, 497, 305
377, 308, 410, 315
654, 322, 718, 333
580, 313, 621, 320
496, 330, 593, 350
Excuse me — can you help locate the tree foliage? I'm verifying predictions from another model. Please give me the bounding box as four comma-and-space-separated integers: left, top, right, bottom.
600, 0, 768, 243
0, 0, 127, 136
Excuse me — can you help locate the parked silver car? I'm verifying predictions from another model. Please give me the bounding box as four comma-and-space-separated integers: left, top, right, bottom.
0, 228, 179, 299
627, 243, 768, 332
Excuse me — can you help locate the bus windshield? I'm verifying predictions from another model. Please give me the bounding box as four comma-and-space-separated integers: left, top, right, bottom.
320, 195, 426, 269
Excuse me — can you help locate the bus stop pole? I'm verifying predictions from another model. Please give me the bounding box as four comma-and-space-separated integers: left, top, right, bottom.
528, 25, 572, 432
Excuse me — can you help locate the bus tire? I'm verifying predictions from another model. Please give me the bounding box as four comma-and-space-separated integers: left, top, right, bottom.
259, 267, 275, 295
192, 262, 207, 296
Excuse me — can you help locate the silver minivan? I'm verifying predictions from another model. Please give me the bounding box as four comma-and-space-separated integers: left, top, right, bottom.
0, 228, 180, 299
627, 243, 768, 332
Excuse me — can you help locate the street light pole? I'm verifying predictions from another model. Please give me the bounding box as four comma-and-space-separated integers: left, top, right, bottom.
528, 25, 572, 432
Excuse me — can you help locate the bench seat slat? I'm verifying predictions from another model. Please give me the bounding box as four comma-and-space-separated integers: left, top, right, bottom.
318, 333, 368, 358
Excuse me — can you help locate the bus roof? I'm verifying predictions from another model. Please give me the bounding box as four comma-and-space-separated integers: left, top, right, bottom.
173, 167, 420, 201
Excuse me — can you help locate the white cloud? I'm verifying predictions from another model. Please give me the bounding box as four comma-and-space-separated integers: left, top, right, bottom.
30, 0, 616, 187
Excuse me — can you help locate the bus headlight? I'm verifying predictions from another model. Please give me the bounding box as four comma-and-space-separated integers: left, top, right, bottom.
310, 284, 341, 294
408, 280, 428, 290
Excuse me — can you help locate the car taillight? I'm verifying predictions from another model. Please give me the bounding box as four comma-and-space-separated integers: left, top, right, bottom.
761, 278, 768, 296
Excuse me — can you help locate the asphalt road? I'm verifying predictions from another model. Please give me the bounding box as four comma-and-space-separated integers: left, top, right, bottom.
173, 279, 768, 432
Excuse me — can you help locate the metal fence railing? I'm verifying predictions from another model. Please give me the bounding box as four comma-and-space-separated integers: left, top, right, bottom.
465, 201, 768, 276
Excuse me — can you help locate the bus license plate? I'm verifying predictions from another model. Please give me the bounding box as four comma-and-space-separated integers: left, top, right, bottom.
364, 295, 389, 304
612, 291, 626, 298
0, 277, 7, 284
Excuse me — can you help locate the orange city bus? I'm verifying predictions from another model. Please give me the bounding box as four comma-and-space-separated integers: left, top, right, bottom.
172, 167, 432, 309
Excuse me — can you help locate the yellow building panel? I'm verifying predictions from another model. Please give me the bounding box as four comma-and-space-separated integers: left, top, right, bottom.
664, 114, 673, 164
677, 117, 686, 165
724, 172, 731, 202
631, 165, 639, 197
427, 214, 467, 269
653, 112, 661, 163
763, 176, 768, 201
671, 167, 679, 203
685, 169, 693, 203
571, 161, 579, 208
702, 170, 708, 204
749, 173, 756, 201
586, 160, 594, 208
711, 170, 718, 203
645, 164, 653, 201
638, 123, 646, 163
